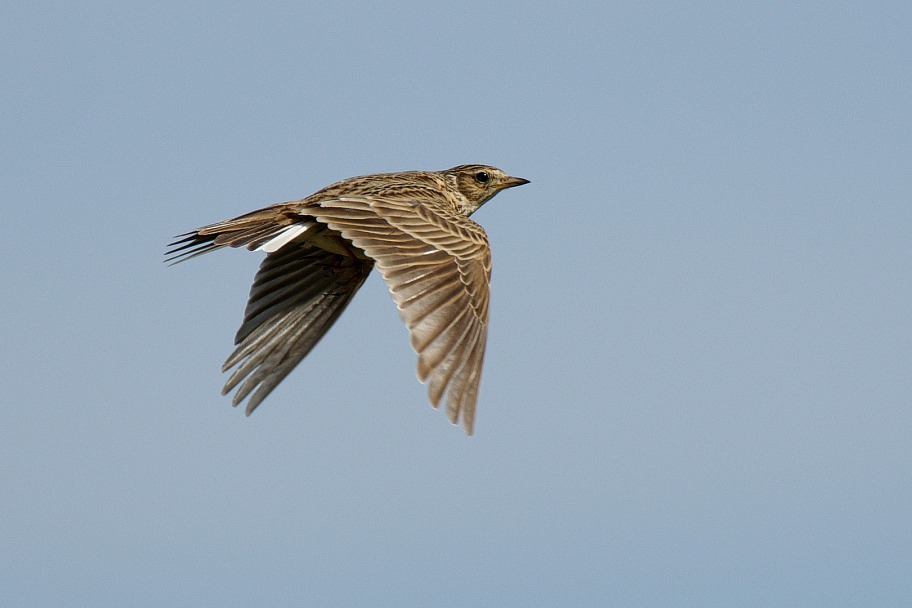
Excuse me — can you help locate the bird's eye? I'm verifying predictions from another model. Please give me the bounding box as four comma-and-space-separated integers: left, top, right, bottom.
474, 171, 490, 184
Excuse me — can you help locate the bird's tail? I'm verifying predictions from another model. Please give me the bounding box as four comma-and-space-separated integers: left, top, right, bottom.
164, 205, 309, 264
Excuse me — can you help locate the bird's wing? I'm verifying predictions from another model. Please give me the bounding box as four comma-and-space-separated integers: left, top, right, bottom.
307, 196, 491, 434
221, 241, 372, 415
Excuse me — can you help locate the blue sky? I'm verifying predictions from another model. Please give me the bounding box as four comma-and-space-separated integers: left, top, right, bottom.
2, 2, 910, 606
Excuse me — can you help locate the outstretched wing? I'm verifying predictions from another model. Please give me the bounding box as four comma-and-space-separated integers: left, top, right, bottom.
221, 241, 372, 415
167, 205, 371, 414
308, 196, 491, 434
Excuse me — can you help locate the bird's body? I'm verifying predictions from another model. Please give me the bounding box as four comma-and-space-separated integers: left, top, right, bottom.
167, 165, 528, 434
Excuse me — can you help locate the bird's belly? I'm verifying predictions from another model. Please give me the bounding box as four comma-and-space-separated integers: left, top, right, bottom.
309, 228, 371, 260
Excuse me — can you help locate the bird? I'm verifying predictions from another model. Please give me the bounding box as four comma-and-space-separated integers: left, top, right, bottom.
166, 164, 529, 434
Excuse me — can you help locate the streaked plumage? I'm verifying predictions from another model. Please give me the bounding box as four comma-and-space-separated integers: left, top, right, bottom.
166, 164, 528, 434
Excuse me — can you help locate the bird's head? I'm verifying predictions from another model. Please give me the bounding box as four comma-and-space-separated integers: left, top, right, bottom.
445, 164, 529, 215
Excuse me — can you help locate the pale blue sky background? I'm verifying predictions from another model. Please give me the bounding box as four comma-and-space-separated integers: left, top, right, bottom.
2, 2, 910, 606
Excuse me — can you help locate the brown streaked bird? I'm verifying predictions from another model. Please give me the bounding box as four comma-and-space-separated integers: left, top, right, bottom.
166, 164, 529, 434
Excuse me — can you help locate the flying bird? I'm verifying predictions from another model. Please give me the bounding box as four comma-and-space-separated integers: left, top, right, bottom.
166, 164, 529, 434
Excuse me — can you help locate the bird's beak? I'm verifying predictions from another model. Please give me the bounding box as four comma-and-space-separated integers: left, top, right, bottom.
500, 176, 530, 189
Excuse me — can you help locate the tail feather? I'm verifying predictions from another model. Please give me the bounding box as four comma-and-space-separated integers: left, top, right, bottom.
165, 206, 306, 264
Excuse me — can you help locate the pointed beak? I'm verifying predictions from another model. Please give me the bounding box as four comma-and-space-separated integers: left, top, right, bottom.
501, 175, 530, 189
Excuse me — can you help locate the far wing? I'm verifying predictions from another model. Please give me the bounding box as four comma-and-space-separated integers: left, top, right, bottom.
222, 240, 372, 415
